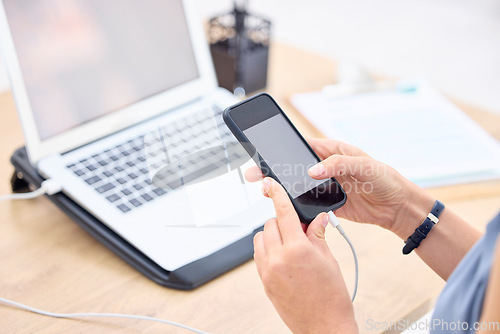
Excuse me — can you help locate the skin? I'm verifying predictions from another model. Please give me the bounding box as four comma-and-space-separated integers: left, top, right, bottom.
255, 177, 357, 334
246, 138, 499, 333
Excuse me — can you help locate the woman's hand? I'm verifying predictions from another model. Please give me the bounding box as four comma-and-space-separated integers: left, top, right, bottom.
254, 177, 357, 334
245, 138, 435, 239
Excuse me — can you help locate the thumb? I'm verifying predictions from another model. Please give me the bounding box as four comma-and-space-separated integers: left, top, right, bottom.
309, 154, 375, 182
306, 213, 330, 251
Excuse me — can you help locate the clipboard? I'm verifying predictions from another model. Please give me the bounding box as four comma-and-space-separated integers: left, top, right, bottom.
10, 147, 263, 290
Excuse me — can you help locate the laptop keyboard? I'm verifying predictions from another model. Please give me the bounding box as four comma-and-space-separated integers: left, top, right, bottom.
65, 105, 239, 214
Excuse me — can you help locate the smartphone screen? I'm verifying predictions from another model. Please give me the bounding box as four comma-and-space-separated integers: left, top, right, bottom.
243, 113, 328, 199
224, 93, 346, 223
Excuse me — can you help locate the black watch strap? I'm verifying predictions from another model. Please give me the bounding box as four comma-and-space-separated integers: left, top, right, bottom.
402, 200, 445, 255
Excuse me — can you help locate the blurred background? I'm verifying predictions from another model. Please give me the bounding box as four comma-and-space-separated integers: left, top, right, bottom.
1, 0, 499, 113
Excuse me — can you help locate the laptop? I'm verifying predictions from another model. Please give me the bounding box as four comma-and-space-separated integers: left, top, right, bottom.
0, 0, 273, 271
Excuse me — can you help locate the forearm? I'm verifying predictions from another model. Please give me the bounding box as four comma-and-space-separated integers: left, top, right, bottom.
305, 139, 482, 280
392, 182, 481, 280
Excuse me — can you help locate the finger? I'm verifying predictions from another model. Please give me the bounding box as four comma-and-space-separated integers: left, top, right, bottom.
306, 138, 368, 159
262, 177, 304, 242
263, 218, 283, 252
244, 166, 264, 182
327, 173, 353, 193
306, 213, 330, 253
253, 231, 266, 277
309, 155, 377, 182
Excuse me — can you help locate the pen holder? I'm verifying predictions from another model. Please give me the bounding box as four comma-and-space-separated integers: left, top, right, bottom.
208, 4, 271, 96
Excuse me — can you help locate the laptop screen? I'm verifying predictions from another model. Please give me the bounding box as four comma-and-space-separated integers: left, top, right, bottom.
4, 0, 199, 140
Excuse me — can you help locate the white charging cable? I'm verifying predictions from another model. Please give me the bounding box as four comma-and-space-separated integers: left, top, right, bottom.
0, 184, 358, 329
327, 211, 359, 302
0, 179, 62, 200
0, 297, 211, 333
0, 181, 212, 333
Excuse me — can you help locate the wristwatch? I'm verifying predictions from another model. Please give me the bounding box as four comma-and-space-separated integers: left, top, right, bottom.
402, 200, 445, 255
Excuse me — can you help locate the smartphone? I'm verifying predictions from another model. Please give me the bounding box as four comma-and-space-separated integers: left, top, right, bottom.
223, 93, 346, 223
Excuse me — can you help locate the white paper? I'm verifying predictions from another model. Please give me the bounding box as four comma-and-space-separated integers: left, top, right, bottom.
291, 81, 500, 188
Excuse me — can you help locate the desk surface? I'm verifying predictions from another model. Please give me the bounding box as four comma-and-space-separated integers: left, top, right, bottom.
0, 43, 499, 334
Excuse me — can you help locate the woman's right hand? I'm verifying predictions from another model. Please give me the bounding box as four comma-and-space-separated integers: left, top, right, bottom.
245, 138, 435, 239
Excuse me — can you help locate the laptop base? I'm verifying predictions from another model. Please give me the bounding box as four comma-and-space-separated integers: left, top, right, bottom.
10, 146, 262, 290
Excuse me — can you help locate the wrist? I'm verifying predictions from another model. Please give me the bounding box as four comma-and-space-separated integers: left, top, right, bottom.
334, 319, 359, 334
306, 317, 358, 334
392, 181, 435, 240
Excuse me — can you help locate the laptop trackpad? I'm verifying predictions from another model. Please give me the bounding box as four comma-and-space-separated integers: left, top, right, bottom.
181, 166, 261, 227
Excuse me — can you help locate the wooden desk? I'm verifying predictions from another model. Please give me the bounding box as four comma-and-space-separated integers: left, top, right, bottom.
0, 43, 499, 333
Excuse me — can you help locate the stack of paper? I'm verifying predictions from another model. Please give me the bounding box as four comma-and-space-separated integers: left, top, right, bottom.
291, 81, 500, 188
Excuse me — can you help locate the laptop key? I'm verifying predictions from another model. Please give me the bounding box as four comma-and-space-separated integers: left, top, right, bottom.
106, 194, 120, 203
86, 164, 97, 171
84, 175, 101, 185
74, 169, 85, 176
141, 193, 154, 202
116, 177, 127, 184
129, 198, 142, 207
152, 188, 167, 196
117, 203, 131, 213
96, 182, 115, 194
133, 183, 143, 190
121, 188, 132, 196
103, 170, 113, 177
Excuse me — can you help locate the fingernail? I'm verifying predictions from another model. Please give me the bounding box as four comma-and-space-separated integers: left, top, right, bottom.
322, 214, 329, 228
309, 164, 326, 177
262, 178, 271, 195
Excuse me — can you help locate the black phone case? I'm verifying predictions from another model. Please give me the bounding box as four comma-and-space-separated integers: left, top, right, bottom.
223, 93, 346, 223
10, 147, 264, 290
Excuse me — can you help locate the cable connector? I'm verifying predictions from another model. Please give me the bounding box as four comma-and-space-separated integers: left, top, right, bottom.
327, 211, 341, 228
0, 179, 62, 201
40, 179, 62, 196
327, 211, 359, 302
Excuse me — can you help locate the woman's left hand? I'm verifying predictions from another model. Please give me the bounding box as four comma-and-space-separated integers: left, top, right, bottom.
254, 177, 358, 334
